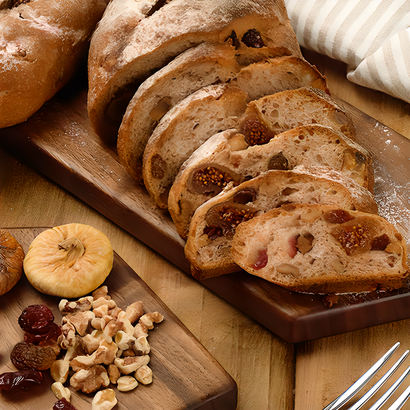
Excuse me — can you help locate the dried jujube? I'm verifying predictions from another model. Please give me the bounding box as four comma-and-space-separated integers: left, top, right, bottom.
18, 304, 54, 334
0, 369, 43, 391
24, 322, 62, 345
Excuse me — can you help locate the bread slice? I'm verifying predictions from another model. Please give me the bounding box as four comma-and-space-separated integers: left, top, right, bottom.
144, 86, 355, 209
142, 84, 249, 207
87, 0, 302, 144
118, 53, 328, 182
243, 87, 356, 141
169, 124, 375, 239
184, 169, 379, 280
231, 204, 409, 294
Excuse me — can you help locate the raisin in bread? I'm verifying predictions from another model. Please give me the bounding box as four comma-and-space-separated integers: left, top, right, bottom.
88, 0, 302, 144
144, 86, 355, 209
231, 204, 409, 294
184, 169, 379, 280
169, 124, 374, 239
118, 53, 328, 182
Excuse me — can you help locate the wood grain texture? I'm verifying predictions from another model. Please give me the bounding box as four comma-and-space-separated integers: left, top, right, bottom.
0, 228, 237, 410
0, 150, 295, 409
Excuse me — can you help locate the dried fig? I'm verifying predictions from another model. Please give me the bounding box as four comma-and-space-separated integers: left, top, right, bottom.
23, 224, 113, 298
0, 229, 24, 296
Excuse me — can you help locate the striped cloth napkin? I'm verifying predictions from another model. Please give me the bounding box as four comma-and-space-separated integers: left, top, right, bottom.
284, 0, 410, 104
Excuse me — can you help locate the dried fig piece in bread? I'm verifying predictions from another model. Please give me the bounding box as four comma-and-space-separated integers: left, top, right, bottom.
169, 124, 374, 239
0, 229, 24, 295
231, 204, 409, 294
184, 169, 379, 280
88, 0, 303, 143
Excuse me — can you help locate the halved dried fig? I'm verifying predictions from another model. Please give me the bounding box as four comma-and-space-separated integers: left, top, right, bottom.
0, 229, 24, 296
23, 224, 113, 298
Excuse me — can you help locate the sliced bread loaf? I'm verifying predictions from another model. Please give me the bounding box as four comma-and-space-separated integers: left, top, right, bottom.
120, 54, 328, 184
144, 85, 355, 209
184, 169, 379, 280
169, 124, 374, 239
87, 0, 302, 144
231, 204, 408, 294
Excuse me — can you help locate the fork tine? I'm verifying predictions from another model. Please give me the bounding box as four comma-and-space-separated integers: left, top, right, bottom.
349, 351, 410, 410
369, 365, 410, 410
387, 384, 410, 410
323, 342, 401, 410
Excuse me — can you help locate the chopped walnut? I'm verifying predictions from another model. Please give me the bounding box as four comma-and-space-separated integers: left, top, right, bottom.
50, 359, 70, 383
70, 365, 110, 394
114, 355, 150, 374
139, 312, 164, 330
92, 286, 111, 300
70, 340, 118, 372
107, 364, 120, 384
59, 296, 93, 315
117, 375, 138, 392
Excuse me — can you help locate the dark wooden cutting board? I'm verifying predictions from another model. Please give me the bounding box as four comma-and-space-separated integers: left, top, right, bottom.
0, 228, 237, 410
0, 68, 409, 344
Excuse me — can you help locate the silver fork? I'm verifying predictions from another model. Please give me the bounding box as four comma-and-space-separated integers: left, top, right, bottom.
323, 342, 410, 410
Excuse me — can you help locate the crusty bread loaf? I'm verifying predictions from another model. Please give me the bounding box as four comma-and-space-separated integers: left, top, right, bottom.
0, 0, 108, 129
144, 85, 355, 209
231, 204, 409, 294
169, 124, 374, 239
184, 169, 379, 280
118, 53, 327, 182
244, 87, 356, 141
88, 0, 302, 144
143, 84, 249, 207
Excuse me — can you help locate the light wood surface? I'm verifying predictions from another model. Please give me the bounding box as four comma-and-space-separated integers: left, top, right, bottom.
1, 49, 409, 409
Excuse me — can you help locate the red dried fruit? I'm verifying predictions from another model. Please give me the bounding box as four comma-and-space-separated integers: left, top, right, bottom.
324, 209, 354, 224
204, 226, 223, 240
241, 29, 265, 48
252, 249, 268, 270
371, 234, 391, 251
10, 341, 57, 370
24, 322, 62, 345
53, 398, 78, 410
18, 304, 54, 335
0, 369, 43, 391
288, 236, 297, 258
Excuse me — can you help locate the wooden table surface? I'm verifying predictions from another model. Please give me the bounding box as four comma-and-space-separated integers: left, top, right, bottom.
1, 49, 410, 410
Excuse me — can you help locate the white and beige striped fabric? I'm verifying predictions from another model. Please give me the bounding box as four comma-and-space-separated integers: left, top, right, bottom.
284, 0, 410, 104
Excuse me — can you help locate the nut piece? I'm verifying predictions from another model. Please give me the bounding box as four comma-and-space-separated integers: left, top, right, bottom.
300, 208, 323, 223
139, 312, 164, 330
59, 296, 93, 315
135, 365, 153, 385
276, 263, 300, 277
70, 365, 110, 394
51, 381, 71, 401
92, 388, 117, 410
117, 375, 138, 392
107, 364, 120, 384
50, 359, 70, 383
114, 355, 150, 374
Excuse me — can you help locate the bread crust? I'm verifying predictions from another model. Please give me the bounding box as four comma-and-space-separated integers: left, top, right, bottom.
87, 0, 302, 143
169, 124, 375, 239
0, 0, 108, 128
184, 169, 379, 280
231, 204, 409, 294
